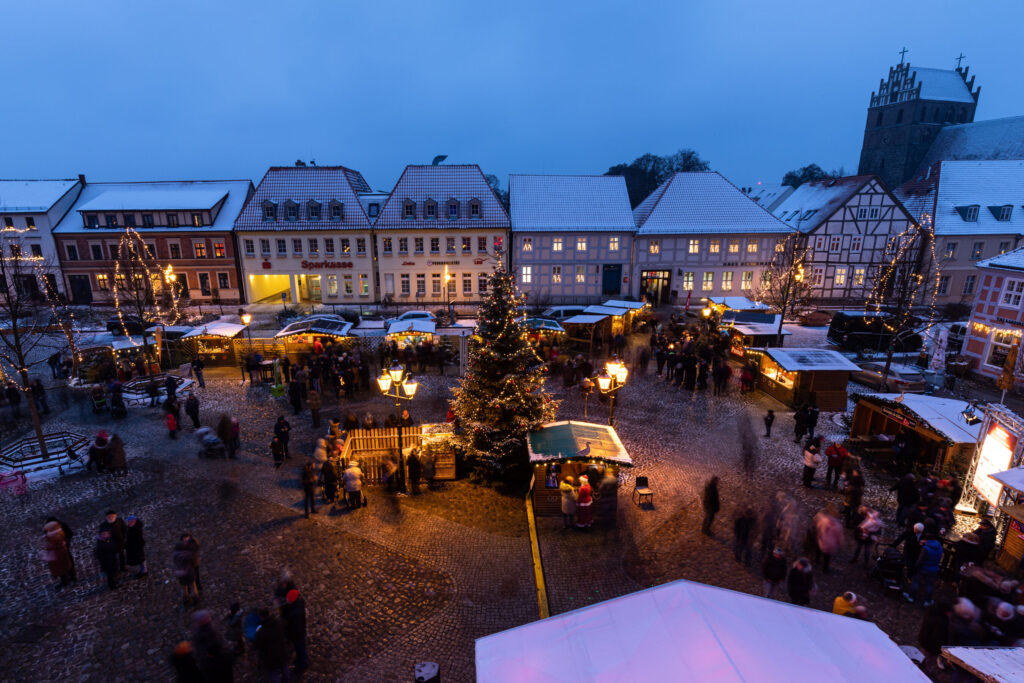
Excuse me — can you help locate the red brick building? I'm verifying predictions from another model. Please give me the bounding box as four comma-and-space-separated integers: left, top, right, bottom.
963, 249, 1024, 383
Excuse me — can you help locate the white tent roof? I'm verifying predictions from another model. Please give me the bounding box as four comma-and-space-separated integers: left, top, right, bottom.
990, 466, 1024, 494
476, 579, 927, 683
386, 319, 436, 335
856, 393, 982, 445
181, 322, 246, 339
602, 299, 647, 310
562, 314, 607, 325
732, 323, 792, 337
583, 305, 629, 316
705, 296, 771, 310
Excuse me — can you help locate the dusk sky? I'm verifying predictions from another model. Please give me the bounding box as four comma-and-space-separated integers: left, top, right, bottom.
3, 0, 1022, 193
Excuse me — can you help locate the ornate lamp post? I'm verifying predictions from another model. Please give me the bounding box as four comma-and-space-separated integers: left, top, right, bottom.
595, 356, 628, 426
377, 361, 419, 491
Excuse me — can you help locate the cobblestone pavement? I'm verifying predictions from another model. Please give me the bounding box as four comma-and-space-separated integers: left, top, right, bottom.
0, 374, 535, 682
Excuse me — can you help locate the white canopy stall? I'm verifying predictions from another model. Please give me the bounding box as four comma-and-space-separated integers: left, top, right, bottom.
476, 579, 927, 682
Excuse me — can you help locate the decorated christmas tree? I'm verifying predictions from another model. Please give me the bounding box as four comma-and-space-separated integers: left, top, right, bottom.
450, 266, 558, 482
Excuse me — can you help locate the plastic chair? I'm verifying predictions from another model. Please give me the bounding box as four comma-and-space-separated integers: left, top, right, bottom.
633, 475, 653, 507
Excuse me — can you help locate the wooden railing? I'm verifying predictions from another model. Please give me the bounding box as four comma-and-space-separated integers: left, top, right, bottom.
336, 425, 455, 484
0, 431, 88, 474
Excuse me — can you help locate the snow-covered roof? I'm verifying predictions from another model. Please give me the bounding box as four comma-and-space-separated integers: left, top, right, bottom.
509, 174, 635, 232
182, 322, 246, 339
765, 347, 860, 372
978, 246, 1024, 273
374, 165, 509, 230
706, 296, 771, 310
234, 166, 373, 232
770, 176, 876, 232
583, 305, 629, 316
476, 579, 928, 683
524, 318, 565, 333
602, 299, 647, 310
745, 183, 795, 212
527, 420, 631, 465
54, 180, 252, 234
911, 66, 977, 103
732, 322, 791, 337
899, 160, 1024, 236
563, 314, 606, 325
917, 116, 1024, 173
0, 179, 79, 213
386, 319, 436, 335
275, 316, 353, 339
853, 393, 981, 445
941, 646, 1024, 682
989, 466, 1024, 494
633, 172, 792, 235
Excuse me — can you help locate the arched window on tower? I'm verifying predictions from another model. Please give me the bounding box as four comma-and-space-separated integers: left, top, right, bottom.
896, 109, 904, 124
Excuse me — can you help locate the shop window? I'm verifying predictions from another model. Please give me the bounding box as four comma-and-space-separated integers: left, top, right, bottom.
358, 273, 369, 295
327, 275, 338, 296
343, 275, 353, 296
988, 329, 1018, 367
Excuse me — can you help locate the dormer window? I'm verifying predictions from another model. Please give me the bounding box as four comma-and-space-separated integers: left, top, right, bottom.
424, 199, 437, 219
447, 200, 460, 220
469, 199, 481, 219
403, 199, 416, 219
124, 213, 136, 228
368, 203, 379, 218
285, 201, 299, 221
85, 214, 99, 228
956, 205, 980, 222
991, 205, 1013, 221
801, 210, 817, 221
329, 200, 342, 221
307, 200, 321, 221
262, 201, 277, 221
191, 213, 203, 227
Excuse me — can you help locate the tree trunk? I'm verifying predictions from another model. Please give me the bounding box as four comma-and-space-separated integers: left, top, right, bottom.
19, 368, 48, 459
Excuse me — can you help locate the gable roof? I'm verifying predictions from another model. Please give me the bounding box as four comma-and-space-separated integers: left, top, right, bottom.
911, 66, 977, 103
54, 179, 252, 233
374, 164, 509, 230
633, 172, 792, 235
977, 245, 1024, 273
917, 115, 1024, 172
745, 183, 794, 212
509, 174, 635, 232
898, 160, 1024, 236
769, 176, 873, 232
234, 166, 372, 232
0, 179, 80, 213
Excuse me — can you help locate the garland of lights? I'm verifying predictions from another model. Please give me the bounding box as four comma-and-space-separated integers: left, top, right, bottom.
110, 225, 182, 346
865, 213, 941, 338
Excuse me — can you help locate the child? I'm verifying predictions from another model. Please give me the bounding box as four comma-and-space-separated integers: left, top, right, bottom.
167, 412, 178, 439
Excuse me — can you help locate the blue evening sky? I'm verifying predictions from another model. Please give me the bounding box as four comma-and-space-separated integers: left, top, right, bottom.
2, 0, 1022, 193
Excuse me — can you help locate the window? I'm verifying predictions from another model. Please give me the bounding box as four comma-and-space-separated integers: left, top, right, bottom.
244, 239, 255, 256
689, 239, 700, 254
815, 236, 826, 251
971, 242, 984, 260
834, 267, 847, 286
469, 200, 481, 219
648, 240, 660, 255
66, 244, 78, 260
462, 237, 472, 253
124, 213, 136, 228
343, 275, 353, 295
857, 207, 868, 220
999, 241, 1011, 254
479, 275, 488, 294
198, 273, 211, 296
277, 239, 287, 255
330, 202, 343, 221
292, 238, 302, 254
851, 236, 862, 252
709, 239, 720, 254
86, 214, 99, 228
382, 237, 392, 254
853, 267, 866, 286
446, 237, 456, 253
493, 236, 503, 251
552, 237, 563, 252
944, 242, 957, 259
398, 238, 408, 254
1002, 279, 1024, 307
702, 272, 714, 291
747, 239, 758, 254
24, 243, 37, 258
829, 236, 841, 252
368, 203, 380, 218
214, 242, 225, 258
775, 239, 785, 253
96, 273, 109, 290
358, 273, 369, 295
432, 273, 441, 294
522, 237, 533, 252
217, 273, 230, 289
115, 273, 127, 290
478, 236, 487, 252
869, 207, 879, 219
341, 238, 350, 254
810, 266, 824, 286
958, 205, 980, 222
416, 274, 425, 295
324, 238, 334, 254
681, 272, 694, 290
105, 214, 118, 227
741, 272, 753, 291
263, 202, 277, 221
576, 236, 587, 251
448, 202, 459, 219
937, 276, 950, 295
430, 238, 440, 253
424, 201, 436, 219
721, 272, 733, 291
448, 274, 457, 295
988, 329, 1018, 367
463, 273, 472, 294
356, 238, 366, 254
963, 275, 976, 295
575, 266, 585, 283
109, 244, 119, 260
414, 237, 424, 253
307, 202, 320, 221
1, 217, 11, 228
609, 236, 619, 251
403, 200, 415, 219
552, 265, 562, 284
9, 244, 20, 258
167, 213, 178, 227
400, 274, 410, 296
729, 239, 740, 254
327, 275, 338, 296
171, 243, 185, 259
997, 205, 1013, 221
191, 213, 203, 227
308, 239, 318, 254
193, 242, 207, 258
259, 239, 271, 255
521, 266, 532, 284
285, 203, 298, 221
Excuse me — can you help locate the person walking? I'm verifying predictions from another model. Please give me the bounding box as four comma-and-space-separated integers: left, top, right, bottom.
182, 532, 202, 594
702, 476, 721, 536
191, 357, 205, 389
343, 460, 364, 509
253, 608, 290, 683
282, 589, 309, 673
6, 381, 22, 419
108, 434, 127, 476
173, 539, 199, 607
167, 410, 178, 439
125, 515, 147, 578
892, 473, 920, 528
99, 510, 127, 571
761, 547, 787, 599
787, 557, 815, 606
216, 414, 235, 459
763, 409, 775, 438
307, 389, 321, 429
805, 404, 820, 438
407, 448, 422, 494
288, 380, 303, 416
184, 392, 200, 430
824, 441, 848, 490
301, 462, 318, 518
274, 417, 291, 459
903, 534, 943, 606
322, 458, 339, 504
46, 516, 76, 579
733, 507, 757, 566
95, 530, 120, 590
41, 520, 75, 587
165, 374, 178, 402
576, 475, 593, 529
802, 441, 822, 488
850, 506, 883, 566
560, 476, 577, 529
814, 505, 843, 574
190, 610, 234, 681
793, 405, 807, 444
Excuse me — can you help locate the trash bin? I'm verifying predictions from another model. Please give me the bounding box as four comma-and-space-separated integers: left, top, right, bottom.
414, 661, 439, 682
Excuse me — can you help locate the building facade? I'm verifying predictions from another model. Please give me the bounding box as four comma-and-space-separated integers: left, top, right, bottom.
53, 180, 252, 305
0, 178, 83, 298
509, 174, 635, 305
769, 175, 916, 305
234, 166, 377, 305
631, 172, 792, 305
896, 160, 1024, 309
372, 165, 509, 307
962, 249, 1024, 384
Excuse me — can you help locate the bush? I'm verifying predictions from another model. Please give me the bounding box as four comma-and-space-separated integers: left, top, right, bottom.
275, 306, 303, 328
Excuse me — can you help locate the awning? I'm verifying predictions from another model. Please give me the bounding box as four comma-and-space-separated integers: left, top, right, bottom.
182, 322, 246, 339
527, 420, 632, 466
990, 466, 1024, 494
583, 305, 630, 316
765, 347, 860, 372
562, 314, 607, 325
602, 299, 647, 310
524, 318, 565, 333
275, 316, 353, 339
942, 646, 1024, 682
386, 319, 436, 335
476, 579, 928, 682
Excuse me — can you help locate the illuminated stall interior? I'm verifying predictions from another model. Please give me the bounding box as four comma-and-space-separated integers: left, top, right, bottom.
181, 322, 246, 365
274, 315, 355, 355
756, 347, 859, 411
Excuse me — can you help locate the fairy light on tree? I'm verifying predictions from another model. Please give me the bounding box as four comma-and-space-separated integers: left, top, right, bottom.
756, 231, 813, 344
450, 265, 558, 482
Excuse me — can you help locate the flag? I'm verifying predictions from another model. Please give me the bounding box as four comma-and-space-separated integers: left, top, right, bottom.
685, 290, 691, 312
997, 337, 1020, 391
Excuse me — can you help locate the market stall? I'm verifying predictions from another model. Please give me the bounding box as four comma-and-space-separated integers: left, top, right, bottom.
274, 315, 354, 357
601, 299, 649, 330
756, 347, 859, 411
583, 305, 630, 336
75, 335, 159, 383
724, 313, 789, 358
476, 579, 929, 683
527, 420, 632, 519
850, 393, 982, 473
524, 317, 566, 355
704, 296, 772, 315
561, 314, 607, 355
181, 321, 246, 366
385, 318, 436, 349
988, 465, 1024, 572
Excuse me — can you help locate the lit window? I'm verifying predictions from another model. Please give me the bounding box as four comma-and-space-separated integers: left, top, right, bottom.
944, 242, 957, 259
359, 273, 369, 295
446, 237, 455, 253
775, 239, 785, 253
244, 239, 255, 256
96, 274, 109, 290
988, 329, 1018, 367
493, 236, 503, 251
552, 237, 563, 252
115, 273, 127, 290
191, 213, 203, 227
575, 265, 585, 283
721, 272, 733, 291
741, 271, 753, 290
521, 266, 532, 284
327, 275, 338, 296
214, 242, 226, 258
576, 237, 587, 251
747, 239, 758, 254
702, 272, 713, 291
341, 238, 350, 254
971, 242, 983, 260
448, 274, 456, 294
462, 237, 472, 253
729, 239, 740, 254
308, 239, 318, 254
853, 267, 865, 286
552, 266, 562, 283
689, 239, 700, 254
834, 267, 847, 286
709, 239, 720, 254
649, 240, 660, 255
522, 237, 533, 252
609, 237, 619, 251
999, 241, 1011, 254
1002, 279, 1024, 307
343, 275, 353, 295
193, 242, 207, 258
398, 238, 408, 254
682, 272, 694, 290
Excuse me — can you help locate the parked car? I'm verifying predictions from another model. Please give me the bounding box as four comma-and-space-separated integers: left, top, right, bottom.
826, 311, 922, 352
540, 305, 587, 321
385, 310, 436, 326
798, 309, 833, 326
850, 362, 928, 392
107, 315, 147, 335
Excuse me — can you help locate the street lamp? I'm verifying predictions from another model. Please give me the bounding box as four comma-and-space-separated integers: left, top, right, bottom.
594, 356, 628, 426
378, 361, 419, 492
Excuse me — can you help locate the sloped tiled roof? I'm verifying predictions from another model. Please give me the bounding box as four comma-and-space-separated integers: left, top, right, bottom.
745, 184, 794, 212
916, 116, 1024, 172
911, 67, 976, 103
977, 245, 1024, 273
770, 176, 873, 233
374, 165, 509, 230
234, 166, 372, 232
898, 160, 1024, 236
0, 179, 79, 212
633, 172, 792, 235
509, 174, 635, 232
54, 179, 252, 233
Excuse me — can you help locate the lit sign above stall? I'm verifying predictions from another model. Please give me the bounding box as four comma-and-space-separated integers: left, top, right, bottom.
973, 421, 1018, 506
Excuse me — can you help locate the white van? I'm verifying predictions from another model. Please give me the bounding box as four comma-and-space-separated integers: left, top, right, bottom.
541, 305, 587, 321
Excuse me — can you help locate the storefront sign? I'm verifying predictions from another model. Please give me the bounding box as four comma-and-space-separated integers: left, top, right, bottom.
972, 421, 1018, 506
881, 406, 916, 428
262, 261, 272, 269
473, 258, 485, 265
427, 260, 460, 266
402, 261, 415, 266
300, 261, 353, 269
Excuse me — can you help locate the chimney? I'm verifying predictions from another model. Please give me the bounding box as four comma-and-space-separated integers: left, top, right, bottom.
78, 173, 86, 186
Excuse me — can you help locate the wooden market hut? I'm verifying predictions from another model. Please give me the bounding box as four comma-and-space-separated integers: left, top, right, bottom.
988, 466, 1024, 572
527, 420, 632, 519
849, 393, 981, 472
180, 322, 246, 366
583, 305, 629, 336
602, 299, 649, 330
562, 314, 608, 355
385, 318, 436, 349
274, 315, 354, 357
524, 318, 566, 354
756, 347, 860, 411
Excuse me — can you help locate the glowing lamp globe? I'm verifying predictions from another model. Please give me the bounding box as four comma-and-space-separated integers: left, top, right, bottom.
377, 371, 393, 394
596, 372, 612, 392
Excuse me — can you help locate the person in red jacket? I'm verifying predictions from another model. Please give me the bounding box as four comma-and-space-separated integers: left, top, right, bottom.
825, 441, 849, 490
167, 412, 178, 439
575, 475, 593, 528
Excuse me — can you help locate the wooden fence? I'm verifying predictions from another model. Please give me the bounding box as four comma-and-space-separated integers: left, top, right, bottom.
0, 431, 88, 474
337, 426, 455, 484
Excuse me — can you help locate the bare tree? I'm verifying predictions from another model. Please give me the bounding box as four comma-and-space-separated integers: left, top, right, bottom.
756, 232, 813, 344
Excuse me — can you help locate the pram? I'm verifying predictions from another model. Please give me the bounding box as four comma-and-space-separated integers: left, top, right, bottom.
195, 427, 227, 459
110, 389, 127, 419
869, 542, 905, 592
91, 387, 108, 414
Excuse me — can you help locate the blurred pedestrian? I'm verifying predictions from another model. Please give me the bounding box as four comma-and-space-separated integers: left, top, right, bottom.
217, 414, 235, 459
343, 460, 364, 509
307, 389, 321, 429
253, 608, 289, 682
41, 520, 75, 587
560, 476, 577, 528
762, 547, 787, 599
172, 539, 198, 608
763, 409, 775, 437
99, 510, 127, 571
301, 462, 318, 518
733, 507, 757, 566
185, 392, 200, 429
701, 476, 720, 536
787, 557, 815, 606
167, 412, 178, 439
274, 417, 291, 459
282, 589, 308, 673
94, 530, 119, 590
125, 515, 147, 577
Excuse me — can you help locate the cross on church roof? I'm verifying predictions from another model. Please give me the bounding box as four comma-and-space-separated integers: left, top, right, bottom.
898, 47, 908, 64
955, 52, 966, 68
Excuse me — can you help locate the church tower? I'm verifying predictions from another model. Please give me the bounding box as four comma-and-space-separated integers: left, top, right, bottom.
857, 56, 980, 189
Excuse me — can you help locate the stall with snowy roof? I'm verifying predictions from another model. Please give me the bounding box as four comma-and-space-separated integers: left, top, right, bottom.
273, 315, 355, 356
987, 464, 1024, 572
523, 318, 566, 357
527, 420, 631, 518
180, 322, 246, 365
756, 347, 859, 411
561, 314, 608, 355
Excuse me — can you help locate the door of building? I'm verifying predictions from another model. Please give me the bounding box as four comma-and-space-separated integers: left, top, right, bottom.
308, 274, 322, 302
602, 264, 622, 296
641, 270, 671, 305
67, 275, 92, 305
384, 273, 395, 296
